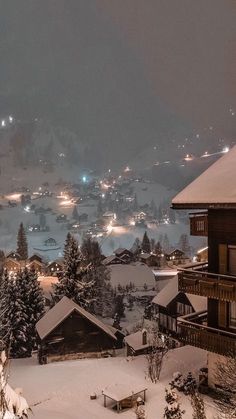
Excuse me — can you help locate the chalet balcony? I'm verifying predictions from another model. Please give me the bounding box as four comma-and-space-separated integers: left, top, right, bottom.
178, 311, 236, 357
179, 265, 236, 302
189, 212, 208, 236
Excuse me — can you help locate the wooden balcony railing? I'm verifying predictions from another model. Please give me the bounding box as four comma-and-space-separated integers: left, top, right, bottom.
179, 267, 236, 302
189, 212, 208, 236
178, 312, 236, 356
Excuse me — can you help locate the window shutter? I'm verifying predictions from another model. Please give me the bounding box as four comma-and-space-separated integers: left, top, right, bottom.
219, 244, 227, 274
218, 300, 227, 328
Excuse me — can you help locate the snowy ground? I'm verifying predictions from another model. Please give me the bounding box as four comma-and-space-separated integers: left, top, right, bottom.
9, 346, 216, 419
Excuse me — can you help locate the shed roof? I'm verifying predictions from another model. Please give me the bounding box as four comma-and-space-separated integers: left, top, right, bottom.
172, 146, 236, 209
124, 331, 151, 352
36, 296, 117, 341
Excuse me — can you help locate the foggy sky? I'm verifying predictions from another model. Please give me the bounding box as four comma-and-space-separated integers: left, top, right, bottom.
0, 1, 235, 164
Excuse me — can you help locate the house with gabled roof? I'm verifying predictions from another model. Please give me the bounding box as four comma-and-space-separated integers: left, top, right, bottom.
36, 296, 117, 363
102, 255, 125, 266
114, 248, 134, 263
152, 275, 207, 336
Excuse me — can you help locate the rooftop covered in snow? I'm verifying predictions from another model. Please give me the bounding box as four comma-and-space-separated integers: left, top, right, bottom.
152, 275, 207, 311
36, 296, 117, 341
172, 146, 236, 209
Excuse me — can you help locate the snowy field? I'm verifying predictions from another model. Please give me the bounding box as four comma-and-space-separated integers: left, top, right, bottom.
9, 346, 216, 419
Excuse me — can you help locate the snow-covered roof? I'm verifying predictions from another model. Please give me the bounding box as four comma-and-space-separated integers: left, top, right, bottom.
152, 275, 207, 311
185, 293, 207, 312
124, 331, 151, 351
197, 246, 208, 254
102, 255, 123, 265
140, 253, 151, 259
172, 146, 236, 209
6, 251, 20, 259
102, 382, 147, 402
47, 257, 64, 267
166, 248, 185, 256
152, 269, 178, 277
152, 275, 179, 307
36, 296, 117, 341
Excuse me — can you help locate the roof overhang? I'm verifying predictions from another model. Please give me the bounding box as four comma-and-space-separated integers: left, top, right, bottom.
172, 203, 236, 210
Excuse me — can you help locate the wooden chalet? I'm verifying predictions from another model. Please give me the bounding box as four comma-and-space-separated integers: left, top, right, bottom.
46, 258, 64, 275
102, 255, 125, 266
4, 257, 21, 272
139, 252, 158, 267
172, 145, 236, 386
152, 275, 207, 336
27, 254, 45, 274
28, 253, 44, 264
114, 248, 133, 263
165, 249, 189, 265
36, 296, 117, 364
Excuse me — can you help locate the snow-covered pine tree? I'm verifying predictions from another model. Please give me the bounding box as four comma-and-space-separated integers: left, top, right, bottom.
190, 390, 207, 419
113, 294, 125, 318
164, 387, 185, 419
63, 232, 73, 264
19, 268, 45, 350
54, 235, 96, 310
81, 237, 102, 267
131, 238, 141, 260
76, 268, 96, 312
53, 235, 82, 302
142, 231, 151, 253
0, 270, 11, 344
2, 274, 29, 358
84, 264, 112, 316
16, 223, 28, 260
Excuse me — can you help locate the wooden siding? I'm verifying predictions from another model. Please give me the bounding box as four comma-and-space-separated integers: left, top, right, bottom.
208, 209, 236, 273
38, 310, 116, 363
178, 320, 236, 357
